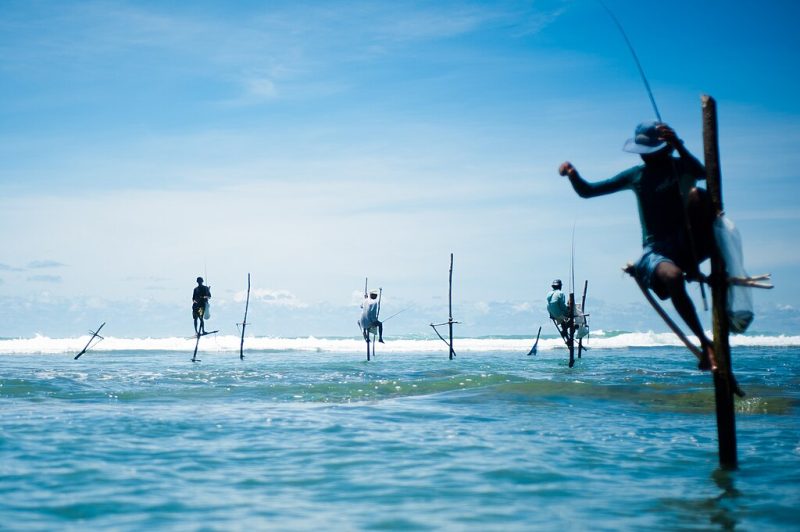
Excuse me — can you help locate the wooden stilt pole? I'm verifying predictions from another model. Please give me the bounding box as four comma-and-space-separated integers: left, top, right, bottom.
702, 94, 738, 470
239, 273, 251, 360
364, 277, 370, 361
448, 253, 455, 360
429, 253, 459, 358
567, 292, 575, 367
577, 280, 588, 358
192, 332, 201, 362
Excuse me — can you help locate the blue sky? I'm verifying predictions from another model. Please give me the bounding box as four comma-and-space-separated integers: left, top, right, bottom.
1, 0, 799, 338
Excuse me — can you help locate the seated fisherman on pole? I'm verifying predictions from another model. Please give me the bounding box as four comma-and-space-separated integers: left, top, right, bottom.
360, 290, 384, 344
558, 121, 717, 371
546, 279, 571, 338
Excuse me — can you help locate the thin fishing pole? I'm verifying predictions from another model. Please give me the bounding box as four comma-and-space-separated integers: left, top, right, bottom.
382, 307, 411, 322
597, 0, 662, 122
598, 1, 707, 310
570, 223, 576, 295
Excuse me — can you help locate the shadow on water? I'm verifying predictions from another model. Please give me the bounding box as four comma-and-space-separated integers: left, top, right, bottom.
658, 468, 742, 530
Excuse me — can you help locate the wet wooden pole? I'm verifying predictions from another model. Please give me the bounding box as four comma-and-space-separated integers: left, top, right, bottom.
578, 280, 588, 358
702, 94, 738, 469
567, 292, 575, 367
239, 273, 251, 360
448, 253, 455, 360
364, 277, 371, 361
192, 332, 201, 362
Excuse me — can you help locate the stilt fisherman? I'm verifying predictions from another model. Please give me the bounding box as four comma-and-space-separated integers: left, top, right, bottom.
546, 279, 570, 339
558, 121, 717, 370
360, 289, 384, 344
192, 276, 211, 335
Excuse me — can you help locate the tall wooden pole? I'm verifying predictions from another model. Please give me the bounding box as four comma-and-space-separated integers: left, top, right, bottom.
578, 280, 588, 358
567, 292, 575, 367
239, 273, 250, 360
192, 332, 201, 362
364, 277, 370, 361
448, 253, 455, 360
702, 94, 738, 469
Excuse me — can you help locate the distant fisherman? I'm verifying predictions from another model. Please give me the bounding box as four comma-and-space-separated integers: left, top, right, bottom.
559, 121, 716, 370
360, 290, 384, 343
192, 276, 211, 335
547, 279, 570, 336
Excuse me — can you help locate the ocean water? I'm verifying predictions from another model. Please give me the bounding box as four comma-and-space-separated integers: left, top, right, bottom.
1, 334, 798, 531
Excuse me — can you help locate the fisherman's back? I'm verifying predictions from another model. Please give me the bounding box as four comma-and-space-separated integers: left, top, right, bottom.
547, 289, 568, 321
361, 299, 379, 327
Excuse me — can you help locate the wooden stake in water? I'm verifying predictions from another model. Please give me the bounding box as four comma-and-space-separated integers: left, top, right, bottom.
192, 332, 201, 363
430, 253, 460, 359
239, 273, 251, 360
567, 292, 576, 368
702, 94, 738, 470
577, 280, 589, 359
527, 326, 542, 356
448, 253, 455, 360
74, 322, 106, 360
363, 277, 371, 361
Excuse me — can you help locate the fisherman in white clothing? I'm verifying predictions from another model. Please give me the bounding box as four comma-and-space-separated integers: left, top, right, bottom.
360, 290, 384, 343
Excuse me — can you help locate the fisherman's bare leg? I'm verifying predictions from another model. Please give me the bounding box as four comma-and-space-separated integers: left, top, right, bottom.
378, 322, 384, 343
656, 261, 717, 371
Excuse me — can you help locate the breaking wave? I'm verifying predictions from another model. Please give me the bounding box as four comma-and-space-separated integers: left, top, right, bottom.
1, 330, 799, 354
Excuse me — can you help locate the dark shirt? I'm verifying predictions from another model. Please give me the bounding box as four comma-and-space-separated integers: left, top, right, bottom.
193, 285, 211, 308
568, 153, 705, 246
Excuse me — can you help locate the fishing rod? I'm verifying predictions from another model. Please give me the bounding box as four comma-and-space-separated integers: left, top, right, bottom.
599, 0, 708, 310
570, 223, 576, 296
382, 307, 411, 322
567, 225, 577, 367
597, 0, 661, 122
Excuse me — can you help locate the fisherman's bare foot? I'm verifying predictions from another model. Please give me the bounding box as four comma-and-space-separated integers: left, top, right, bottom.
698, 343, 718, 372
379, 338, 384, 344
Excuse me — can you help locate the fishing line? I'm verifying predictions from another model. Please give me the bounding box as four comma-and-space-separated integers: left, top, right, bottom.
570, 222, 576, 295
598, 1, 708, 309
597, 0, 662, 122
382, 307, 411, 322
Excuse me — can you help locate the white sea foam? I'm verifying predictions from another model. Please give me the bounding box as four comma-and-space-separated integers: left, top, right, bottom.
1, 331, 799, 354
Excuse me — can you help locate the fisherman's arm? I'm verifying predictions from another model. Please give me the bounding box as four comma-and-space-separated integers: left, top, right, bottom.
559, 162, 633, 198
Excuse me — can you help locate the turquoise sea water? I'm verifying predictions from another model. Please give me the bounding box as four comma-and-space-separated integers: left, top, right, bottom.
1, 343, 798, 531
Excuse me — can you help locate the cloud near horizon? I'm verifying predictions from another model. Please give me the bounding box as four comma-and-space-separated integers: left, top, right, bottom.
27, 275, 62, 283
234, 288, 308, 308
27, 260, 66, 269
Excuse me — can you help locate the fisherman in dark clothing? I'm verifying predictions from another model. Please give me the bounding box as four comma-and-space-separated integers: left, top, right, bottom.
192, 276, 211, 335
558, 121, 717, 371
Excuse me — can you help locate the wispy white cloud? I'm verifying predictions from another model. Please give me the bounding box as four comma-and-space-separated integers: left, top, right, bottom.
27, 259, 66, 269
513, 302, 532, 312
235, 288, 308, 308
474, 301, 490, 315
27, 275, 62, 283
